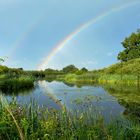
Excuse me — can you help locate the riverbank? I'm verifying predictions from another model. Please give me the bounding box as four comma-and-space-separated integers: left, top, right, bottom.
0, 77, 34, 94
57, 58, 140, 86
57, 73, 139, 86
0, 58, 140, 87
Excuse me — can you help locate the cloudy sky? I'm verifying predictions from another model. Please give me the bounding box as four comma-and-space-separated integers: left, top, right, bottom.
0, 0, 140, 70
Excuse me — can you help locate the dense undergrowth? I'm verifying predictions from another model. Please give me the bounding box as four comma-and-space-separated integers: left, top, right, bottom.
0, 97, 140, 140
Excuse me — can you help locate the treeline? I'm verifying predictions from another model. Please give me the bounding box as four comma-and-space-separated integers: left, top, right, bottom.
0, 64, 88, 78
0, 29, 140, 84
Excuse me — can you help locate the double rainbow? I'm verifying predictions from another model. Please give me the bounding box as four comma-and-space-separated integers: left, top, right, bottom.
7, 1, 140, 69
37, 1, 140, 70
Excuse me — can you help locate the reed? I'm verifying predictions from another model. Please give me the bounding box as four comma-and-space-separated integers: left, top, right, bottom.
0, 77, 34, 94
0, 97, 140, 140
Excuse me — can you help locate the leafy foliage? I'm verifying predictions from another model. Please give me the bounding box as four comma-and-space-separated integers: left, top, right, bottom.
62, 65, 79, 74
118, 29, 140, 62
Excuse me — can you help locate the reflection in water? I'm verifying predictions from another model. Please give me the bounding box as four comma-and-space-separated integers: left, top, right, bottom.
122, 102, 140, 122
103, 84, 140, 122
0, 80, 124, 122
0, 83, 34, 96
38, 81, 63, 108
1, 80, 140, 123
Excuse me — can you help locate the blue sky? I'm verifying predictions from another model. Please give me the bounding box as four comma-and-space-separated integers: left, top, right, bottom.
1, 0, 140, 70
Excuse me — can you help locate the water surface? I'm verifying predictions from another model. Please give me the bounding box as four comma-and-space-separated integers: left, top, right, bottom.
1, 80, 140, 122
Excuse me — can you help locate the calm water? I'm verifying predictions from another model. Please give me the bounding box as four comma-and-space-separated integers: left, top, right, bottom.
1, 80, 140, 122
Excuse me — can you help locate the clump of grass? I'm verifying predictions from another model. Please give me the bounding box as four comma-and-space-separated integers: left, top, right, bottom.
0, 97, 140, 140
0, 77, 34, 94
58, 73, 138, 86
97, 74, 137, 85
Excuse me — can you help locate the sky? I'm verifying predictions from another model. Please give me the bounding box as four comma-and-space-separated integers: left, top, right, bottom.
0, 0, 140, 70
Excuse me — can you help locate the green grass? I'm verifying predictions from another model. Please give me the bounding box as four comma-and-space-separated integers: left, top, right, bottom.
0, 97, 140, 140
0, 59, 140, 139
0, 77, 34, 94
57, 58, 140, 86
103, 58, 140, 75
57, 73, 138, 86
1, 58, 140, 86
58, 58, 140, 86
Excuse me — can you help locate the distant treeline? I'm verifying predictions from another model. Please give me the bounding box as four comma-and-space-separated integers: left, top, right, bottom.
0, 64, 88, 78
0, 29, 140, 84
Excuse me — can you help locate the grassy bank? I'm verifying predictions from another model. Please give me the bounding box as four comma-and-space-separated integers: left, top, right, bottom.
57, 73, 138, 86
57, 58, 140, 86
1, 58, 140, 86
0, 77, 34, 94
0, 97, 140, 140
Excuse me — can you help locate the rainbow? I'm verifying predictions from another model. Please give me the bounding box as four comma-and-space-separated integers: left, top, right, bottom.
37, 1, 140, 70
6, 13, 47, 63
7, 27, 34, 60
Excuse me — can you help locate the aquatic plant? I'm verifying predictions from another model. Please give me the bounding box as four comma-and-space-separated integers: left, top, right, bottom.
0, 97, 140, 140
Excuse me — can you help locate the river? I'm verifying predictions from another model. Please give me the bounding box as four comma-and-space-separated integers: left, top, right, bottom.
1, 80, 140, 122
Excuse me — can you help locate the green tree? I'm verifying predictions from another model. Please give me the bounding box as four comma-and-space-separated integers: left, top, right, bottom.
118, 29, 140, 62
81, 67, 88, 73
76, 67, 88, 75
62, 65, 79, 74
45, 68, 58, 74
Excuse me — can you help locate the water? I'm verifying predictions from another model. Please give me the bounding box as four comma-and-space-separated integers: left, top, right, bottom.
1, 80, 140, 122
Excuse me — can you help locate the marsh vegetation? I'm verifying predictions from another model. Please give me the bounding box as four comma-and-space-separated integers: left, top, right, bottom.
1, 81, 140, 140
1, 96, 140, 140
0, 29, 140, 139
